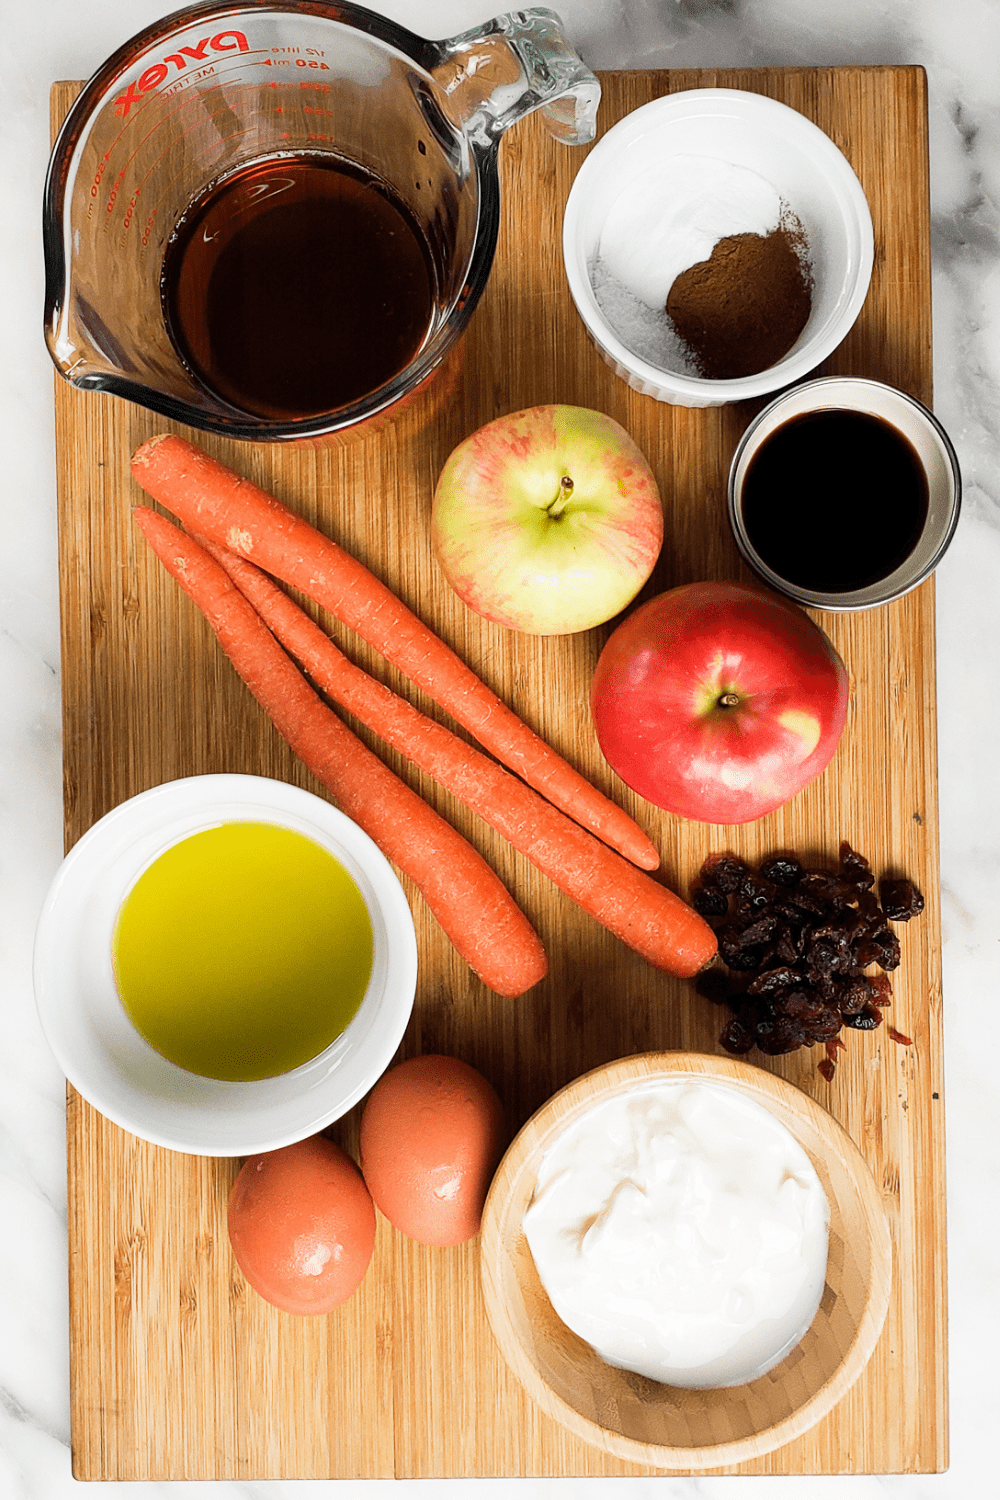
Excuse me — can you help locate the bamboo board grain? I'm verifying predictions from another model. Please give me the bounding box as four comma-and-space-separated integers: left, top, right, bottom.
52, 67, 947, 1478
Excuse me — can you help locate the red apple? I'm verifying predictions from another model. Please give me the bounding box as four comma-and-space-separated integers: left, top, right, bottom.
431, 405, 663, 635
590, 580, 849, 824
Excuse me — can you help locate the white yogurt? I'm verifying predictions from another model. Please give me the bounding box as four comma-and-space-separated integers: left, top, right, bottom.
522, 1078, 829, 1388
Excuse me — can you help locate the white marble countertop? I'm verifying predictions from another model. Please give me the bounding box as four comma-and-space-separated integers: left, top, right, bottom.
3, 0, 998, 1495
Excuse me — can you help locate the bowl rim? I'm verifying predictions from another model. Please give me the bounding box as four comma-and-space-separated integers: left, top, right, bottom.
32, 773, 418, 1157
561, 87, 875, 405
480, 1049, 893, 1469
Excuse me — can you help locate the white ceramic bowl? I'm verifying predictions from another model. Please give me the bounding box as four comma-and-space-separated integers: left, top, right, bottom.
562, 89, 874, 408
33, 775, 417, 1157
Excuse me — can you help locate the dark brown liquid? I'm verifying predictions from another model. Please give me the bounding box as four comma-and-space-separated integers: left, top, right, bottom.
740, 410, 929, 593
163, 156, 435, 420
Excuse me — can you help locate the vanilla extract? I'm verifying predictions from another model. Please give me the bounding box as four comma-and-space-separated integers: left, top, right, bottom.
740, 409, 928, 594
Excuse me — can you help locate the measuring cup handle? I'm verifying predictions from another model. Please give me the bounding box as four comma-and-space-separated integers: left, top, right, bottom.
432, 8, 600, 148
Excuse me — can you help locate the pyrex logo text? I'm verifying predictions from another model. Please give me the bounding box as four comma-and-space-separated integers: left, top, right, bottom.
114, 31, 249, 117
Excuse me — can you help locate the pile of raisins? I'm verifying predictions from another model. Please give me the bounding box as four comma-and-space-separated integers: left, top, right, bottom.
691, 843, 924, 1080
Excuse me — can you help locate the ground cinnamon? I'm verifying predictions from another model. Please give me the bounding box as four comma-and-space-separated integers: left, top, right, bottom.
665, 223, 813, 380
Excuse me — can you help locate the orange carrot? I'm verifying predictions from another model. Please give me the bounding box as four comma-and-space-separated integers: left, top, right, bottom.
196, 532, 717, 978
130, 433, 659, 871
132, 506, 547, 999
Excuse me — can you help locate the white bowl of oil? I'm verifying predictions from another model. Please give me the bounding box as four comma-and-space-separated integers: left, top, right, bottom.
33, 775, 417, 1157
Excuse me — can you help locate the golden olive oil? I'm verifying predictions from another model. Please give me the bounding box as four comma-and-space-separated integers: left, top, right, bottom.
112, 822, 374, 1081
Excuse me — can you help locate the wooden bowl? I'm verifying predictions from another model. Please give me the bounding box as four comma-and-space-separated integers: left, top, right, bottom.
480, 1051, 892, 1470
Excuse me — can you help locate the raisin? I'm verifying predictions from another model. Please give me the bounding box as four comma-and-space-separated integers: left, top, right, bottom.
806, 937, 856, 981
857, 925, 901, 971
718, 941, 766, 972
818, 1057, 837, 1082
703, 855, 751, 894
747, 966, 800, 997
840, 842, 876, 890
843, 1005, 883, 1030
814, 974, 845, 1006
738, 873, 777, 908
772, 898, 806, 927
720, 925, 764, 962
734, 914, 778, 946
755, 1015, 807, 1054
780, 886, 828, 918
774, 924, 804, 963
804, 1006, 844, 1042
813, 912, 866, 946
879, 878, 925, 922
692, 883, 729, 918
720, 1016, 758, 1054
758, 853, 804, 887
800, 869, 842, 902
859, 889, 880, 918
783, 989, 827, 1024
837, 976, 874, 1015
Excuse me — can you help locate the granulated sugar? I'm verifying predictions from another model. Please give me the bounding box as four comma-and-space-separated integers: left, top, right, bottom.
590, 258, 697, 373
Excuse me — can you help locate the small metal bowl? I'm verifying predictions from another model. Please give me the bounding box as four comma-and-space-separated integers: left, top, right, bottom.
728, 376, 961, 611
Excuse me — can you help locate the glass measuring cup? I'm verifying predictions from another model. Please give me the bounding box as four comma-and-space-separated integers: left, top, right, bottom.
43, 1, 600, 442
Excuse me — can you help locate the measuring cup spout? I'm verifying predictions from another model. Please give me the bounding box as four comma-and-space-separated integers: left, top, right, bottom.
430, 8, 600, 150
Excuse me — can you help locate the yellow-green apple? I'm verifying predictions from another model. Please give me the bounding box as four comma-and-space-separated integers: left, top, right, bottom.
431, 405, 663, 635
591, 580, 849, 824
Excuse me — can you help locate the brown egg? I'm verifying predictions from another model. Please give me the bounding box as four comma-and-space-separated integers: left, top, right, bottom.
228, 1134, 375, 1314
359, 1054, 504, 1246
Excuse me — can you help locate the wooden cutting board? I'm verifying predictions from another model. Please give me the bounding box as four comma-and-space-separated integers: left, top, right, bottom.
52, 66, 947, 1478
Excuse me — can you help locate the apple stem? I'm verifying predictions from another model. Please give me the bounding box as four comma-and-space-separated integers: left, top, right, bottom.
719, 693, 740, 708
547, 475, 574, 518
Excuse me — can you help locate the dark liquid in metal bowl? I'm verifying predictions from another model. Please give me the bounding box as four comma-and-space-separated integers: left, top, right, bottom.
740, 410, 929, 593
162, 155, 436, 420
